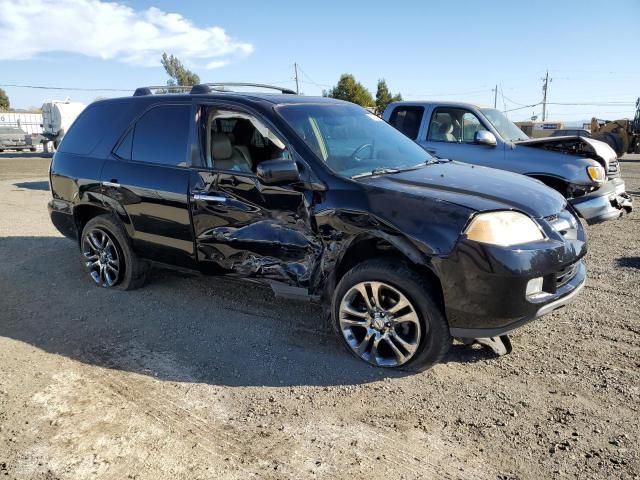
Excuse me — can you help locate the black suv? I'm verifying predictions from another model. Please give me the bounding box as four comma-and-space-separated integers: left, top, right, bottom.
49, 83, 587, 371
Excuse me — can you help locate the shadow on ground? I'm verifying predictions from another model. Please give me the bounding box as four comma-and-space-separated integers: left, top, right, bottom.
13, 181, 50, 191
617, 256, 640, 269
0, 152, 50, 159
0, 236, 491, 388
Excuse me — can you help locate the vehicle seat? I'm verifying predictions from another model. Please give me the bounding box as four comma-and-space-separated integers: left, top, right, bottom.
436, 121, 457, 142
211, 133, 252, 172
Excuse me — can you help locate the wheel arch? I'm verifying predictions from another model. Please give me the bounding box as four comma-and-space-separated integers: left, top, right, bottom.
332, 233, 445, 310
73, 203, 117, 243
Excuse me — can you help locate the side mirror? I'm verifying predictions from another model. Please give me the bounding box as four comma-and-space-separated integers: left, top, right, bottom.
256, 159, 300, 185
474, 130, 497, 146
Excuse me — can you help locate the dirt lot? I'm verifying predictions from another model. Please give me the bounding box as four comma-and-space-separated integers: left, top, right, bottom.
0, 153, 638, 479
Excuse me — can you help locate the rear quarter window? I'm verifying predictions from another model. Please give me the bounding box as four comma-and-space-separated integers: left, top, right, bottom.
58, 103, 123, 155
388, 106, 424, 140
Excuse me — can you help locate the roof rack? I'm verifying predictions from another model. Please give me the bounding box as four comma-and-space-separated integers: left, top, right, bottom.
133, 82, 297, 97
191, 83, 297, 95
133, 85, 192, 96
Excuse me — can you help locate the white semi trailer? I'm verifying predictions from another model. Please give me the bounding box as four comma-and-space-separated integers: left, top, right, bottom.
41, 100, 86, 153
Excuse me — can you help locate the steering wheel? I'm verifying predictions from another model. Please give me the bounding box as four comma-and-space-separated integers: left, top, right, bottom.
351, 143, 373, 162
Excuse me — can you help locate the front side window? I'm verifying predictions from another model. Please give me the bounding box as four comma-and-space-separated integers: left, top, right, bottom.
277, 103, 432, 179
131, 104, 191, 166
388, 106, 424, 140
200, 108, 288, 173
428, 108, 488, 143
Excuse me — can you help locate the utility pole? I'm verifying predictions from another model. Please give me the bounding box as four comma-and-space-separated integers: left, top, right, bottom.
541, 70, 551, 121
294, 63, 300, 95
493, 84, 498, 108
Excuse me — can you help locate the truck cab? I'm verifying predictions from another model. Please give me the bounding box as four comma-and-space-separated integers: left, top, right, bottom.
383, 101, 632, 224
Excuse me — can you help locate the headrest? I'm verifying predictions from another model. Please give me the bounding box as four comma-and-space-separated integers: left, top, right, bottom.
211, 133, 232, 159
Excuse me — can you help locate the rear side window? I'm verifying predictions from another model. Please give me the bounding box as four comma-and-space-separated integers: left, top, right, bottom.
388, 106, 424, 139
58, 103, 122, 155
131, 104, 191, 166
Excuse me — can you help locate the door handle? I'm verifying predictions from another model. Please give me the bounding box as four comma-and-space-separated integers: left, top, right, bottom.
192, 193, 227, 203
102, 180, 121, 188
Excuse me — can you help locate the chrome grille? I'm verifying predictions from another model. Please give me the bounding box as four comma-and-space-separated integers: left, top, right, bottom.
546, 210, 579, 240
608, 158, 620, 178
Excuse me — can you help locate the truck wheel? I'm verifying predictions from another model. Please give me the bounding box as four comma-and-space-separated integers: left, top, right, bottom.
332, 258, 450, 371
80, 215, 149, 290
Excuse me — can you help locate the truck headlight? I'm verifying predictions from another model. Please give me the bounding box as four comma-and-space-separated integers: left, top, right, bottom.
465, 211, 545, 246
586, 165, 605, 183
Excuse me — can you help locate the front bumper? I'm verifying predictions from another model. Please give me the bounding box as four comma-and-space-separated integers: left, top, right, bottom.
570, 178, 633, 224
434, 227, 587, 338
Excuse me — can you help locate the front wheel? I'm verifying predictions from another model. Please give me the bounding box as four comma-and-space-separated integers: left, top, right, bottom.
80, 215, 149, 290
332, 258, 450, 371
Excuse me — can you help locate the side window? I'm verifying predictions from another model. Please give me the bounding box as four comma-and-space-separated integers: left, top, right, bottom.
388, 106, 423, 140
113, 129, 133, 160
428, 108, 487, 143
58, 103, 122, 155
461, 112, 487, 142
131, 104, 191, 166
203, 108, 288, 173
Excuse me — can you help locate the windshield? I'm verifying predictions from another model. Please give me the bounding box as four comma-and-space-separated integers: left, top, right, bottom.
481, 108, 529, 142
277, 103, 434, 178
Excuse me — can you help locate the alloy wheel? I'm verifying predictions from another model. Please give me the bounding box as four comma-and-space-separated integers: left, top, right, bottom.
338, 281, 422, 367
82, 228, 121, 287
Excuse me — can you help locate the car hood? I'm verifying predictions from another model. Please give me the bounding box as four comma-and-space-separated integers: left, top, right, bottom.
358, 161, 566, 219
515, 136, 616, 169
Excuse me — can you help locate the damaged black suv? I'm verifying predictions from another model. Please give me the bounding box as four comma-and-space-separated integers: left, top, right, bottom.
49, 83, 587, 371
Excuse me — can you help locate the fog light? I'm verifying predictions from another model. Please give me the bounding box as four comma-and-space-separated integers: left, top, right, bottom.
526, 277, 544, 297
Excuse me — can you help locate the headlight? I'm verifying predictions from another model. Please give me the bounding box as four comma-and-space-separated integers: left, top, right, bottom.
587, 165, 605, 183
465, 211, 545, 246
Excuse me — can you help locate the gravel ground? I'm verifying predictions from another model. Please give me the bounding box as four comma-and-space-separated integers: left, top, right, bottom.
0, 154, 638, 479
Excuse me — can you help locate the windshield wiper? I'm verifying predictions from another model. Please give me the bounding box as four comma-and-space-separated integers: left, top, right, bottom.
352, 167, 400, 179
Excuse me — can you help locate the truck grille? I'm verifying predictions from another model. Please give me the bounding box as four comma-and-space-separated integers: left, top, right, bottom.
608, 158, 620, 178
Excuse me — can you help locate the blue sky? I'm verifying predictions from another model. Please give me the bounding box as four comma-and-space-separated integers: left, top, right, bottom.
1, 0, 638, 123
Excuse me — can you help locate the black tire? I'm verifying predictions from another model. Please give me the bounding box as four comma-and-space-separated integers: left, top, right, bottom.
30, 147, 37, 152
80, 214, 149, 290
332, 258, 450, 372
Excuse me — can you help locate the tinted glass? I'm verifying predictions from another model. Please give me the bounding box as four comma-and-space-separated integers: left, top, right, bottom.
132, 104, 191, 166
388, 106, 423, 139
277, 103, 432, 179
59, 103, 123, 155
113, 129, 133, 160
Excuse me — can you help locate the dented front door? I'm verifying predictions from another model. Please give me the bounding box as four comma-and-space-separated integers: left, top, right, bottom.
189, 170, 321, 287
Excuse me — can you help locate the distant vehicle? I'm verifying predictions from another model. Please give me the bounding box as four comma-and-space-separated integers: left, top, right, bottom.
590, 98, 640, 155
551, 129, 591, 138
0, 126, 36, 152
516, 120, 564, 138
41, 100, 86, 153
383, 101, 633, 224
48, 83, 588, 370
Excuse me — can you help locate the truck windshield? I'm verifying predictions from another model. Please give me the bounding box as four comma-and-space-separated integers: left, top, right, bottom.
277, 103, 433, 178
481, 108, 529, 142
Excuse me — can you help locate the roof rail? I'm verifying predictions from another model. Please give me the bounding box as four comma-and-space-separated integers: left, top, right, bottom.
133, 85, 193, 96
190, 83, 297, 95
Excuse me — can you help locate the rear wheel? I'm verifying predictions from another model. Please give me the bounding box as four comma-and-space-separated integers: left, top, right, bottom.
80, 215, 149, 290
332, 258, 450, 371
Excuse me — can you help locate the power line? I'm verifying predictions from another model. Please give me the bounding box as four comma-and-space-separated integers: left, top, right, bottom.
0, 83, 132, 92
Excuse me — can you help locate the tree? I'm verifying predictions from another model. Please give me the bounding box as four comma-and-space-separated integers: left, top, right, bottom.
161, 53, 200, 86
375, 79, 402, 115
0, 88, 9, 111
324, 74, 374, 107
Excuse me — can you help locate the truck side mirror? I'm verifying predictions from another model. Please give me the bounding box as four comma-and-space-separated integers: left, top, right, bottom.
474, 130, 497, 146
256, 159, 300, 185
